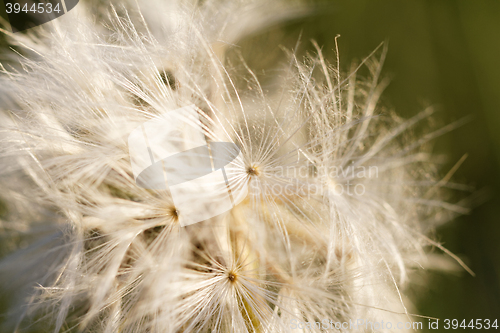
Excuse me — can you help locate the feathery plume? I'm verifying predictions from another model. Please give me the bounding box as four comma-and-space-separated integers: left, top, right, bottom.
0, 0, 468, 332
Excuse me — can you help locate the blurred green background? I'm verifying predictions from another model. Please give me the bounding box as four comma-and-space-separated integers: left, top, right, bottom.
274, 0, 500, 330
237, 0, 500, 330
1, 0, 499, 331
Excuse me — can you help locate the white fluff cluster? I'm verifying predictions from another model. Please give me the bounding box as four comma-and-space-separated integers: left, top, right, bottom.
0, 0, 468, 332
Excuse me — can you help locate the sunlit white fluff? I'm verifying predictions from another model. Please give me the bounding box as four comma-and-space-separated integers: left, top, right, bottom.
0, 0, 469, 332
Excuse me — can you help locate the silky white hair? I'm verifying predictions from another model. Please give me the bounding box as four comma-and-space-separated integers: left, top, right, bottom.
0, 0, 470, 332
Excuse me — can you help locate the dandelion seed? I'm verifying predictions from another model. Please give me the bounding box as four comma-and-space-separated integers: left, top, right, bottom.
0, 0, 470, 332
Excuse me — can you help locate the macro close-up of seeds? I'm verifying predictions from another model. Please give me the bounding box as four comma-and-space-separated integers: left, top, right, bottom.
0, 0, 499, 332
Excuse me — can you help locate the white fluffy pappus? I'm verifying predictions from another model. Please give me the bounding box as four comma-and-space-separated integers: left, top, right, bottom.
0, 0, 472, 332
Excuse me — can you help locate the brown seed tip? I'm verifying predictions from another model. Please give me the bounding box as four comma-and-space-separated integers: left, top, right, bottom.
246, 165, 260, 176
169, 207, 179, 219
227, 271, 237, 283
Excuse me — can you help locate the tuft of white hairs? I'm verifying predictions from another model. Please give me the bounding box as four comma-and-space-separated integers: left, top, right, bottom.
0, 0, 470, 332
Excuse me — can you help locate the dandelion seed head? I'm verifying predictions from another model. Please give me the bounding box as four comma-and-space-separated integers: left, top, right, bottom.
0, 0, 469, 332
